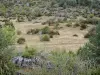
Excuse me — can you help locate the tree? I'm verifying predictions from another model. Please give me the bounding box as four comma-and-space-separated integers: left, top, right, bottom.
0, 26, 16, 75
78, 21, 100, 64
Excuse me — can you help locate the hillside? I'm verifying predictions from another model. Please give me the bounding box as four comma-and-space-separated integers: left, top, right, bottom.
0, 0, 100, 75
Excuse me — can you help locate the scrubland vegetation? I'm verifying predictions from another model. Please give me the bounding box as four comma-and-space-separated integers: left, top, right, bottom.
0, 0, 100, 75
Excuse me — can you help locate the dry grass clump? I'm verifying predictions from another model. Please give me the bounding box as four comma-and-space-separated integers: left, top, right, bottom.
80, 23, 87, 30
17, 15, 24, 22
49, 30, 60, 35
73, 34, 78, 37
80, 18, 99, 25
17, 37, 26, 44
27, 29, 40, 35
66, 23, 72, 27
73, 23, 80, 28
47, 19, 55, 26
17, 30, 22, 35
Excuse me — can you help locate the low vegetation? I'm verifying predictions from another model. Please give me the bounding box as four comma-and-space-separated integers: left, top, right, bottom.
0, 0, 100, 75
22, 47, 37, 58
41, 34, 50, 41
17, 37, 26, 44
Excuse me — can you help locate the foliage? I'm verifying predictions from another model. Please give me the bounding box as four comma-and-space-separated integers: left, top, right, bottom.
17, 15, 24, 22
27, 29, 40, 35
29, 51, 99, 75
17, 37, 26, 44
33, 7, 43, 17
41, 34, 50, 41
42, 26, 50, 34
78, 21, 100, 64
22, 47, 37, 58
4, 20, 15, 29
66, 23, 72, 27
80, 23, 87, 30
0, 26, 16, 75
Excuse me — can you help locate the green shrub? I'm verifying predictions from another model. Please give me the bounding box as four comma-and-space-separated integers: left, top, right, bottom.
41, 34, 50, 41
33, 7, 42, 17
22, 47, 37, 58
4, 20, 15, 28
88, 14, 94, 18
27, 15, 32, 21
17, 37, 25, 44
42, 26, 50, 34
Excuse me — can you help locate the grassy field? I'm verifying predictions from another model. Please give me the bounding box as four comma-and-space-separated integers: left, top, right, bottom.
11, 16, 90, 52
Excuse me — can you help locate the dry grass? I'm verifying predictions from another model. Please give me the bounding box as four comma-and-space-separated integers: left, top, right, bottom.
12, 16, 88, 52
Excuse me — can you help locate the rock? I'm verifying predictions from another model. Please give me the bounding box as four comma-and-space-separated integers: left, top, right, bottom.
46, 61, 54, 70
12, 56, 44, 68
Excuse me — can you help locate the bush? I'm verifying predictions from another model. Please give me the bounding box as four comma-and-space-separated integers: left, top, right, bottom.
17, 15, 24, 22
42, 22, 47, 25
88, 14, 94, 18
4, 20, 15, 28
27, 16, 32, 21
73, 23, 80, 28
47, 19, 55, 26
42, 26, 50, 34
41, 34, 50, 41
84, 27, 96, 38
49, 30, 60, 35
17, 30, 22, 35
33, 7, 43, 17
50, 34, 53, 38
22, 47, 37, 58
27, 29, 40, 35
73, 34, 78, 37
54, 23, 59, 29
0, 23, 16, 75
66, 23, 72, 27
17, 37, 25, 44
80, 23, 87, 30
34, 29, 40, 34
54, 31, 60, 35
81, 18, 99, 24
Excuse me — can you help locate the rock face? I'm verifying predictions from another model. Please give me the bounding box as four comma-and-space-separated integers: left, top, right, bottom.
12, 56, 40, 68
12, 56, 54, 70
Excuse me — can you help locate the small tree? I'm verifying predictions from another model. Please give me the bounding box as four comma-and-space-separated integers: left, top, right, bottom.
0, 26, 16, 75
78, 21, 100, 64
